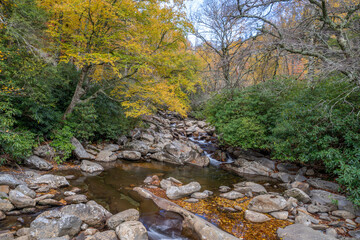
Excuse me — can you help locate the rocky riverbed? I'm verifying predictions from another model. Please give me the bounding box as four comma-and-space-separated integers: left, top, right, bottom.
0, 112, 360, 239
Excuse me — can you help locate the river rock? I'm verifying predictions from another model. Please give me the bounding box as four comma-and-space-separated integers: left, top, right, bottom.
0, 199, 14, 212
119, 151, 142, 161
307, 203, 336, 213
80, 160, 104, 173
166, 182, 201, 200
95, 150, 117, 162
32, 174, 69, 188
277, 162, 299, 174
191, 192, 208, 199
125, 141, 149, 156
291, 181, 310, 193
106, 209, 140, 230
310, 190, 355, 213
30, 211, 82, 239
33, 144, 55, 159
9, 190, 36, 208
24, 155, 53, 171
88, 230, 118, 240
71, 137, 95, 160
187, 155, 210, 167
233, 182, 267, 195
0, 232, 14, 240
220, 191, 244, 200
150, 152, 180, 165
115, 221, 148, 240
0, 210, 6, 220
277, 224, 337, 240
103, 144, 120, 152
60, 201, 111, 228
244, 210, 271, 223
64, 194, 88, 204
0, 185, 9, 194
219, 186, 231, 192
247, 195, 287, 213
16, 227, 30, 237
284, 188, 311, 203
38, 199, 63, 206
270, 211, 289, 220
332, 210, 355, 219
118, 136, 128, 146
0, 174, 25, 187
15, 185, 36, 199
222, 158, 273, 177
307, 178, 339, 192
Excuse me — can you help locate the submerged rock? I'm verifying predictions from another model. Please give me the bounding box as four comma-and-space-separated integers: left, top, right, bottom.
220, 191, 244, 200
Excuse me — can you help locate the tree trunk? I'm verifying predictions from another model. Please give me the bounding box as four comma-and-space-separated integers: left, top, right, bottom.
62, 65, 90, 120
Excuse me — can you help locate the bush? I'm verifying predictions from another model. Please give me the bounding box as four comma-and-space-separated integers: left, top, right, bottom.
204, 77, 360, 204
50, 126, 75, 164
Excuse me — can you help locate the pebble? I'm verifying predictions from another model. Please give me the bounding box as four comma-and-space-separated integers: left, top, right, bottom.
184, 198, 199, 203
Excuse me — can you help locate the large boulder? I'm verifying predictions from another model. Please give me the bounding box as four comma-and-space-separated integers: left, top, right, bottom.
125, 141, 150, 156
149, 152, 181, 165
277, 224, 336, 240
310, 189, 356, 213
71, 137, 95, 160
118, 151, 142, 161
32, 174, 69, 188
115, 221, 148, 240
103, 144, 120, 152
24, 155, 53, 171
244, 210, 271, 223
284, 188, 311, 203
187, 155, 210, 167
80, 160, 104, 173
0, 174, 25, 187
166, 182, 201, 200
95, 150, 117, 162
247, 195, 287, 213
106, 209, 140, 230
222, 158, 273, 177
30, 211, 82, 239
9, 190, 36, 208
307, 178, 339, 192
60, 201, 111, 228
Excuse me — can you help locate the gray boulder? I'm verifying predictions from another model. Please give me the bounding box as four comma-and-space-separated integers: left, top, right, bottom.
64, 194, 88, 204
106, 209, 140, 230
307, 178, 339, 192
32, 174, 69, 188
24, 155, 53, 171
115, 221, 148, 240
71, 137, 95, 160
9, 190, 36, 208
247, 195, 287, 213
270, 211, 289, 220
95, 150, 117, 162
30, 211, 82, 239
244, 210, 271, 223
332, 210, 355, 219
284, 188, 311, 203
103, 144, 120, 152
310, 189, 356, 213
234, 182, 267, 195
0, 199, 14, 212
277, 224, 336, 240
15, 185, 36, 199
119, 151, 142, 161
166, 182, 201, 200
125, 141, 149, 156
80, 160, 104, 173
0, 174, 25, 187
220, 191, 244, 200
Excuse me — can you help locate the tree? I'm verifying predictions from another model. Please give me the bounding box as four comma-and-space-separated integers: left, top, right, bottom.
235, 0, 360, 84
38, 0, 201, 119
192, 0, 248, 89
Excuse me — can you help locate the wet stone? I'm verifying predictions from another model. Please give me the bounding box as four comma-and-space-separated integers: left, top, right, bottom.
184, 198, 199, 203
220, 191, 244, 200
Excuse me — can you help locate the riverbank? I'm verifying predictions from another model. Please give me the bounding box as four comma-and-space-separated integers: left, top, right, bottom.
0, 112, 359, 239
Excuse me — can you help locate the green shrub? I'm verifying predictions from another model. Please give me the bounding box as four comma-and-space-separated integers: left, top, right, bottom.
204, 77, 360, 205
50, 126, 75, 164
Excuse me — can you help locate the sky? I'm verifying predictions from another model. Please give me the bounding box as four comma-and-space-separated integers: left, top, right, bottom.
184, 0, 203, 46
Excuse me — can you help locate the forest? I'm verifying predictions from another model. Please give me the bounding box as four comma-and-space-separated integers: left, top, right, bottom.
1, 0, 360, 206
